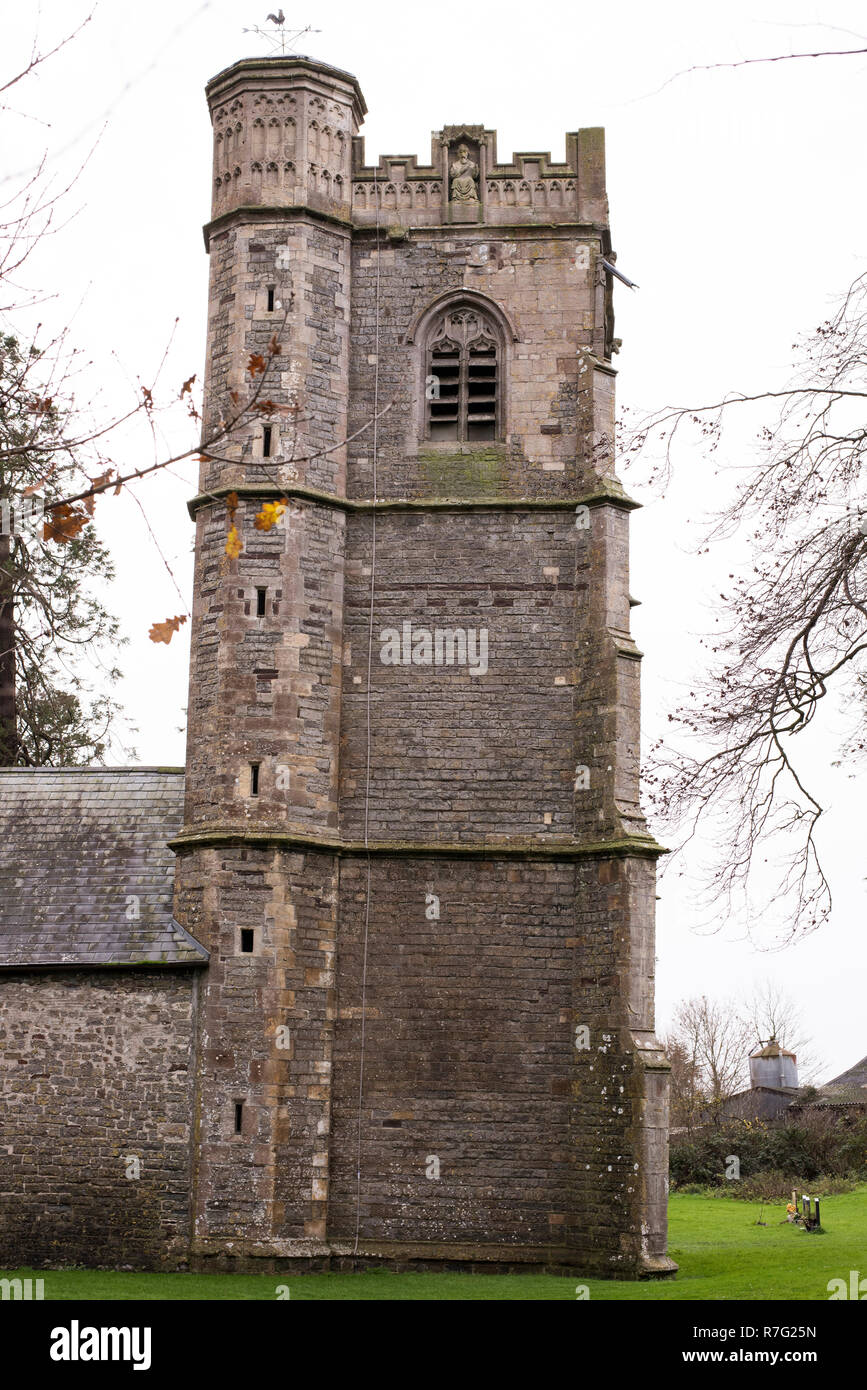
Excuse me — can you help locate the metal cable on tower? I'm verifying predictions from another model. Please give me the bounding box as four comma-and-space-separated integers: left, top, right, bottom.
354, 158, 382, 1256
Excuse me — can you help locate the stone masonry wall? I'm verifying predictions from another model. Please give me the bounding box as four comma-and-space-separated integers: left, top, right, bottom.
322, 147, 666, 1268
346, 228, 608, 499
0, 970, 197, 1270
340, 509, 593, 840
327, 852, 661, 1271
173, 845, 339, 1252
184, 492, 346, 831
200, 220, 352, 497
329, 856, 576, 1253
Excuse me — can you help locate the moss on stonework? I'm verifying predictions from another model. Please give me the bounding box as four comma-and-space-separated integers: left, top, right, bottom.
418, 448, 506, 496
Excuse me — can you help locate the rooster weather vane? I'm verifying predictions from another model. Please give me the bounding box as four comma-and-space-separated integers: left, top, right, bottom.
243, 11, 321, 56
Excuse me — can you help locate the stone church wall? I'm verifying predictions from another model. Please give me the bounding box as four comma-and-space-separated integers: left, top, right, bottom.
0, 971, 197, 1270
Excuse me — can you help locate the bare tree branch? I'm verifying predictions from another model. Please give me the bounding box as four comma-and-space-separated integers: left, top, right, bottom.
629, 272, 867, 940
639, 42, 867, 101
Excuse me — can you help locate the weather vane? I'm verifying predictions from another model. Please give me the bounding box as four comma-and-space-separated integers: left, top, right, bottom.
243, 12, 321, 56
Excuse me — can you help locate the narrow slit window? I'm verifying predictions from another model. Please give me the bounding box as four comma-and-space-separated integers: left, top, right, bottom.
240, 929, 254, 953
256, 587, 267, 617
266, 285, 275, 311
262, 425, 273, 457
250, 762, 260, 796
234, 1102, 243, 1134
426, 308, 499, 443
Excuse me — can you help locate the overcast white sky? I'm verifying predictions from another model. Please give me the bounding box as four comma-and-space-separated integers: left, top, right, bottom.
4, 0, 866, 1081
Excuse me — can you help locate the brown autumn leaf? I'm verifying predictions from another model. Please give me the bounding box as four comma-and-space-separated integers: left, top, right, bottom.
229, 389, 241, 406
251, 399, 281, 415
226, 490, 239, 521
142, 386, 154, 410
43, 503, 90, 544
267, 333, 282, 356
27, 397, 53, 415
248, 353, 267, 378
254, 500, 287, 532
179, 374, 196, 398
83, 470, 115, 515
148, 614, 188, 645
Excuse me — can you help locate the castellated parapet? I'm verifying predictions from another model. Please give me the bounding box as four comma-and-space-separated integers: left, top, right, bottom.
166, 54, 676, 1278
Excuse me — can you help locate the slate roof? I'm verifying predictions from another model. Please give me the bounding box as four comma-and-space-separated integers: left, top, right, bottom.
813, 1055, 867, 1106
0, 768, 208, 968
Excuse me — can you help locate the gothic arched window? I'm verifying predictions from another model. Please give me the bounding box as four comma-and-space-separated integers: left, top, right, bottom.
426, 307, 499, 442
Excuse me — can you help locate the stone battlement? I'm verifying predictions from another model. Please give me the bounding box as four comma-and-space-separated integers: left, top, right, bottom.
351, 127, 607, 228
204, 56, 606, 230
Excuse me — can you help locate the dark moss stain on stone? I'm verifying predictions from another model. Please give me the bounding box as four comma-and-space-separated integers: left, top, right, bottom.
418, 448, 506, 496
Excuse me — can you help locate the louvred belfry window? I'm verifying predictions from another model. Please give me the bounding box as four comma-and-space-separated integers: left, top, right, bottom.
427, 308, 499, 442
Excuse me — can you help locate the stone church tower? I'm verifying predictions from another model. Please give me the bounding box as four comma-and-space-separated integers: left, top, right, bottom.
170, 54, 674, 1275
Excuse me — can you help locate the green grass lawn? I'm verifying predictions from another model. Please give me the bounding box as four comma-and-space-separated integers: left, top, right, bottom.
6, 1188, 864, 1300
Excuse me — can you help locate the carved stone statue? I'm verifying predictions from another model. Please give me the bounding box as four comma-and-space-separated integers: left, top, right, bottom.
449, 144, 479, 203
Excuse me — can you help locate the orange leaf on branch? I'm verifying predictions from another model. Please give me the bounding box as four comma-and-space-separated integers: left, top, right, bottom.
43, 503, 90, 544
179, 374, 196, 398
148, 614, 188, 645
267, 334, 282, 356
248, 353, 267, 378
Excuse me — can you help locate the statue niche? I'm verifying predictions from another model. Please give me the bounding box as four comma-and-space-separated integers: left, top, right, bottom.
449, 142, 479, 204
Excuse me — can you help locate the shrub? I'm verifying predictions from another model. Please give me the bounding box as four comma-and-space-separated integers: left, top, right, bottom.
687, 1170, 860, 1202
670, 1113, 867, 1192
